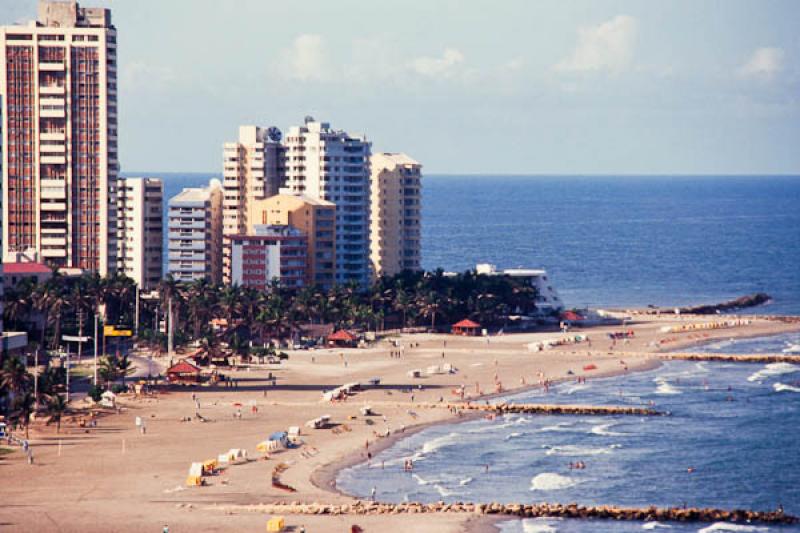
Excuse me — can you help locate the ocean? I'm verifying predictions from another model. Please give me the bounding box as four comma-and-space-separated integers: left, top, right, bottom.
131, 173, 800, 314
336, 332, 800, 532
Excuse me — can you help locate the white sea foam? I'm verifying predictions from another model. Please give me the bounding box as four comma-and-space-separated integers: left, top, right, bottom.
563, 383, 589, 395
412, 474, 441, 486
782, 343, 800, 354
543, 444, 615, 456
747, 362, 799, 382
421, 432, 461, 455
590, 422, 626, 436
459, 477, 473, 486
529, 472, 578, 491
696, 523, 770, 533
521, 518, 561, 533
433, 483, 456, 497
774, 382, 800, 393
506, 432, 524, 440
654, 376, 681, 395
642, 522, 672, 530
539, 421, 576, 433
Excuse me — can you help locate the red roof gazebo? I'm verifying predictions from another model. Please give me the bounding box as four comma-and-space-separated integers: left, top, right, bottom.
451, 319, 481, 336
166, 360, 201, 384
327, 329, 357, 346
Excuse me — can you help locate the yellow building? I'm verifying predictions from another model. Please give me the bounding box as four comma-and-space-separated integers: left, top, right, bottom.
248, 194, 336, 289
370, 153, 422, 278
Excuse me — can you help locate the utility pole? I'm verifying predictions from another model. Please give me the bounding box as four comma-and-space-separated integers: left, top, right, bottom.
134, 286, 140, 338
167, 296, 174, 358
34, 348, 39, 411
65, 349, 70, 403
77, 310, 84, 363
94, 313, 99, 387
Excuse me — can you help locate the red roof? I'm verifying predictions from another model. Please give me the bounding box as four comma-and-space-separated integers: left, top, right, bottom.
167, 360, 201, 374
3, 262, 52, 274
561, 311, 584, 321
452, 319, 481, 329
328, 330, 357, 341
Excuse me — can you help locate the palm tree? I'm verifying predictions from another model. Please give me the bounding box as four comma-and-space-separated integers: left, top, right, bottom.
11, 392, 36, 439
46, 393, 68, 433
116, 354, 135, 388
0, 357, 32, 396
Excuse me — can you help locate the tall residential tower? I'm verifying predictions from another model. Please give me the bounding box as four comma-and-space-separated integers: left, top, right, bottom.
221, 125, 284, 283
369, 153, 422, 277
167, 181, 222, 283
282, 119, 371, 286
117, 177, 163, 290
0, 0, 118, 274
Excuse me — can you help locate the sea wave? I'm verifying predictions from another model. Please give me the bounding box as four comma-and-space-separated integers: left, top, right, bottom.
543, 444, 616, 456
433, 484, 457, 497
412, 474, 441, 486
521, 518, 560, 533
782, 343, 800, 354
529, 472, 579, 491
590, 422, 626, 436
654, 376, 681, 395
773, 382, 800, 393
459, 476, 473, 486
696, 523, 770, 533
506, 432, 524, 440
747, 362, 799, 383
641, 522, 672, 530
539, 421, 576, 433
421, 432, 461, 455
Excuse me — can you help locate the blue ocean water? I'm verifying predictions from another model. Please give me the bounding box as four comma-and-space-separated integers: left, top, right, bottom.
133, 173, 800, 314
336, 333, 800, 532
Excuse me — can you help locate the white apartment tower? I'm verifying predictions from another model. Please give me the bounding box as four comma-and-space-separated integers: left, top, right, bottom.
117, 177, 163, 290
167, 181, 223, 284
0, 0, 118, 275
283, 118, 371, 286
221, 125, 284, 283
370, 153, 422, 277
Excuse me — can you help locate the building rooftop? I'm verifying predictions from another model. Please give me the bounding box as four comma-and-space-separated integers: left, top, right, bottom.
169, 187, 214, 205
3, 262, 53, 275
270, 192, 335, 207
372, 152, 421, 168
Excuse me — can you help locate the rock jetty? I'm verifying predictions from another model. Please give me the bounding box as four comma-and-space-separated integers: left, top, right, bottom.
662, 353, 800, 364
677, 293, 771, 315
220, 501, 797, 525
456, 402, 665, 416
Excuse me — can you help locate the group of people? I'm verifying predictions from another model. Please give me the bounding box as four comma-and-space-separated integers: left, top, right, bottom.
568, 461, 586, 470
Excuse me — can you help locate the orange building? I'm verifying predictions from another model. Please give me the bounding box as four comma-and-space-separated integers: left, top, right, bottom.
248, 194, 335, 289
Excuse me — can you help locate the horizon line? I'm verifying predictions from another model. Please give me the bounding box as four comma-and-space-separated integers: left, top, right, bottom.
121, 171, 800, 178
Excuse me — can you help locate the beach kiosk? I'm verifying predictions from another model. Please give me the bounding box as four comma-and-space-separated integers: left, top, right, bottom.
327, 329, 357, 347
166, 360, 202, 384
451, 319, 481, 336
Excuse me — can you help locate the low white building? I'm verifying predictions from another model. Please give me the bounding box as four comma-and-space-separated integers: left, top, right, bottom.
475, 263, 565, 315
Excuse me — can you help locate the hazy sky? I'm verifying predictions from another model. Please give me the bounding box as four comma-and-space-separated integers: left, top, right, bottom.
3, 0, 799, 174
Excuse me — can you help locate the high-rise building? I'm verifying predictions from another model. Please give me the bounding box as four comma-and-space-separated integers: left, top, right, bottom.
117, 177, 163, 290
0, 0, 119, 275
228, 225, 307, 291
369, 153, 422, 277
248, 194, 336, 289
167, 181, 222, 283
221, 125, 284, 283
283, 118, 371, 286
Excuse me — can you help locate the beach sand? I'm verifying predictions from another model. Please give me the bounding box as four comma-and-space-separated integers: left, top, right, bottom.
1, 314, 797, 532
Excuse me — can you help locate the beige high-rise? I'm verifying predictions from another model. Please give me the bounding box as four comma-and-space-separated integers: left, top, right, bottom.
370, 153, 422, 277
0, 0, 118, 275
117, 177, 163, 290
222, 125, 284, 283
283, 119, 371, 286
248, 194, 336, 289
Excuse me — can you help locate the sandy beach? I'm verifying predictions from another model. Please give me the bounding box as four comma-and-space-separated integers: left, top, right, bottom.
1, 314, 798, 533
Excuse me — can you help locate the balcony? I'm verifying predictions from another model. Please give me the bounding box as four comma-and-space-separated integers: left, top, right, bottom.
40, 131, 66, 141
39, 62, 65, 71
41, 248, 67, 257
39, 85, 65, 95
40, 154, 66, 164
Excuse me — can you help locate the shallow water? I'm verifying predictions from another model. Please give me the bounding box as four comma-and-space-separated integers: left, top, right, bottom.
336, 333, 800, 532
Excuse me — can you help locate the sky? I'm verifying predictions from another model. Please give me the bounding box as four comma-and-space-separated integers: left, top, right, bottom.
2, 0, 799, 175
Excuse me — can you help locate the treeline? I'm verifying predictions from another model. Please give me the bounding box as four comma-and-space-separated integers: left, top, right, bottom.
3, 269, 541, 354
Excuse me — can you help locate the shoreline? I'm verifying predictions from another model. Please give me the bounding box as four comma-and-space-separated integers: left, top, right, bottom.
2, 314, 799, 533
309, 326, 798, 532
